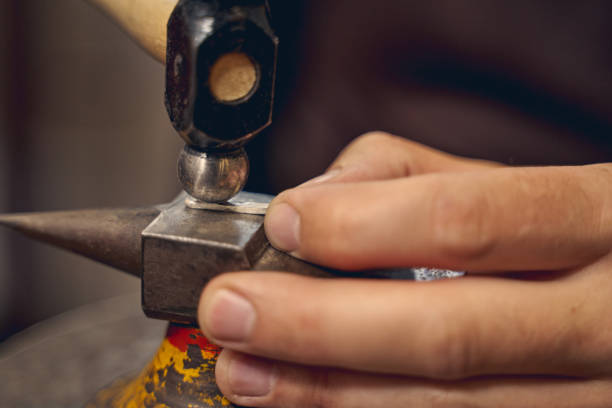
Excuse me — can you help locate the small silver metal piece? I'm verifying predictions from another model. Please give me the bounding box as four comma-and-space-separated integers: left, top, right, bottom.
177, 146, 249, 203
413, 267, 465, 281
185, 191, 272, 215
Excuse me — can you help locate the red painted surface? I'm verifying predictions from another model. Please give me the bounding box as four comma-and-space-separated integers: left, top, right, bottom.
166, 325, 222, 355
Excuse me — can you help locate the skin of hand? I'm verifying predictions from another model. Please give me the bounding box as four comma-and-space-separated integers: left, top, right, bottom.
198, 132, 612, 407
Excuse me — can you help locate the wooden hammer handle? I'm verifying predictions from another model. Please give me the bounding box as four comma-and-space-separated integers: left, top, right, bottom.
86, 0, 177, 63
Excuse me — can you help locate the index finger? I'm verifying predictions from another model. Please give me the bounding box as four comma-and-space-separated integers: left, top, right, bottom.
266, 164, 612, 272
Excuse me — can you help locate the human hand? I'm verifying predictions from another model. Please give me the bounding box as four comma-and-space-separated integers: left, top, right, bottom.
199, 132, 612, 407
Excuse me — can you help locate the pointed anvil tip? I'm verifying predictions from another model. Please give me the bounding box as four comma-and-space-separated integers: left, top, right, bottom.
0, 207, 161, 277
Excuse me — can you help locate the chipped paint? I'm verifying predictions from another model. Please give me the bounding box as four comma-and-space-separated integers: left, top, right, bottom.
87, 324, 233, 408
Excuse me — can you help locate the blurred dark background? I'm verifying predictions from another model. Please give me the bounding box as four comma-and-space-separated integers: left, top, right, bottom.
1, 0, 612, 341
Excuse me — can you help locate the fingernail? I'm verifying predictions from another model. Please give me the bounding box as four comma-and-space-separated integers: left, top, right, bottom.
205, 289, 255, 343
228, 354, 276, 397
299, 168, 342, 187
265, 203, 300, 253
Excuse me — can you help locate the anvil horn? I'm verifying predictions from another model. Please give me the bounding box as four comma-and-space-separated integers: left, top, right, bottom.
0, 207, 160, 277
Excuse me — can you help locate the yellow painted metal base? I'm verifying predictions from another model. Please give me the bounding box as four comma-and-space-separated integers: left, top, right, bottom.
86, 323, 234, 408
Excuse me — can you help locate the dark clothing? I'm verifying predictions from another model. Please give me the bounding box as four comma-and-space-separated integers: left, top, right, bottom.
249, 0, 612, 191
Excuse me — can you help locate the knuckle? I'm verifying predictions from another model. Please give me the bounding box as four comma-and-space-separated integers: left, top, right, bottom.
301, 369, 337, 408
423, 316, 474, 380
430, 183, 496, 262
342, 132, 403, 160
298, 190, 362, 259
353, 131, 396, 148
317, 208, 364, 268
423, 386, 470, 408
337, 131, 422, 179
603, 380, 612, 401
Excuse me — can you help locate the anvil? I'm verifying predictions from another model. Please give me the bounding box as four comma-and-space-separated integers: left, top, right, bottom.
0, 191, 446, 324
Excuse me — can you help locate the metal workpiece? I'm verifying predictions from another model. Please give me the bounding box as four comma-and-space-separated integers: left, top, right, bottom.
178, 145, 249, 203
165, 0, 278, 151
185, 190, 270, 214
0, 207, 160, 277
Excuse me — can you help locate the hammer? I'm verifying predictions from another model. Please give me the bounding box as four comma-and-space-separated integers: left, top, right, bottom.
0, 0, 457, 324
90, 0, 278, 203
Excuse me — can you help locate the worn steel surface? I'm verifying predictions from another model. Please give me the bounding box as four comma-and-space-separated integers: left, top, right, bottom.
141, 191, 336, 323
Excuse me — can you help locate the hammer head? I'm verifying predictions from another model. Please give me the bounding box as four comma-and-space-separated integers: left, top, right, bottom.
165, 0, 278, 151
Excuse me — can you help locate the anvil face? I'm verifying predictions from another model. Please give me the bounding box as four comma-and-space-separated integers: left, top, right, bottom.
141, 194, 269, 323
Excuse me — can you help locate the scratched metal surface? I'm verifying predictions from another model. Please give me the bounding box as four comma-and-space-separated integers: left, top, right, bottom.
0, 292, 166, 408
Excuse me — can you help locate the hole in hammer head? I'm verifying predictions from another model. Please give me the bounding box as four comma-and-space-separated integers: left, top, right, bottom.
209, 52, 258, 103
